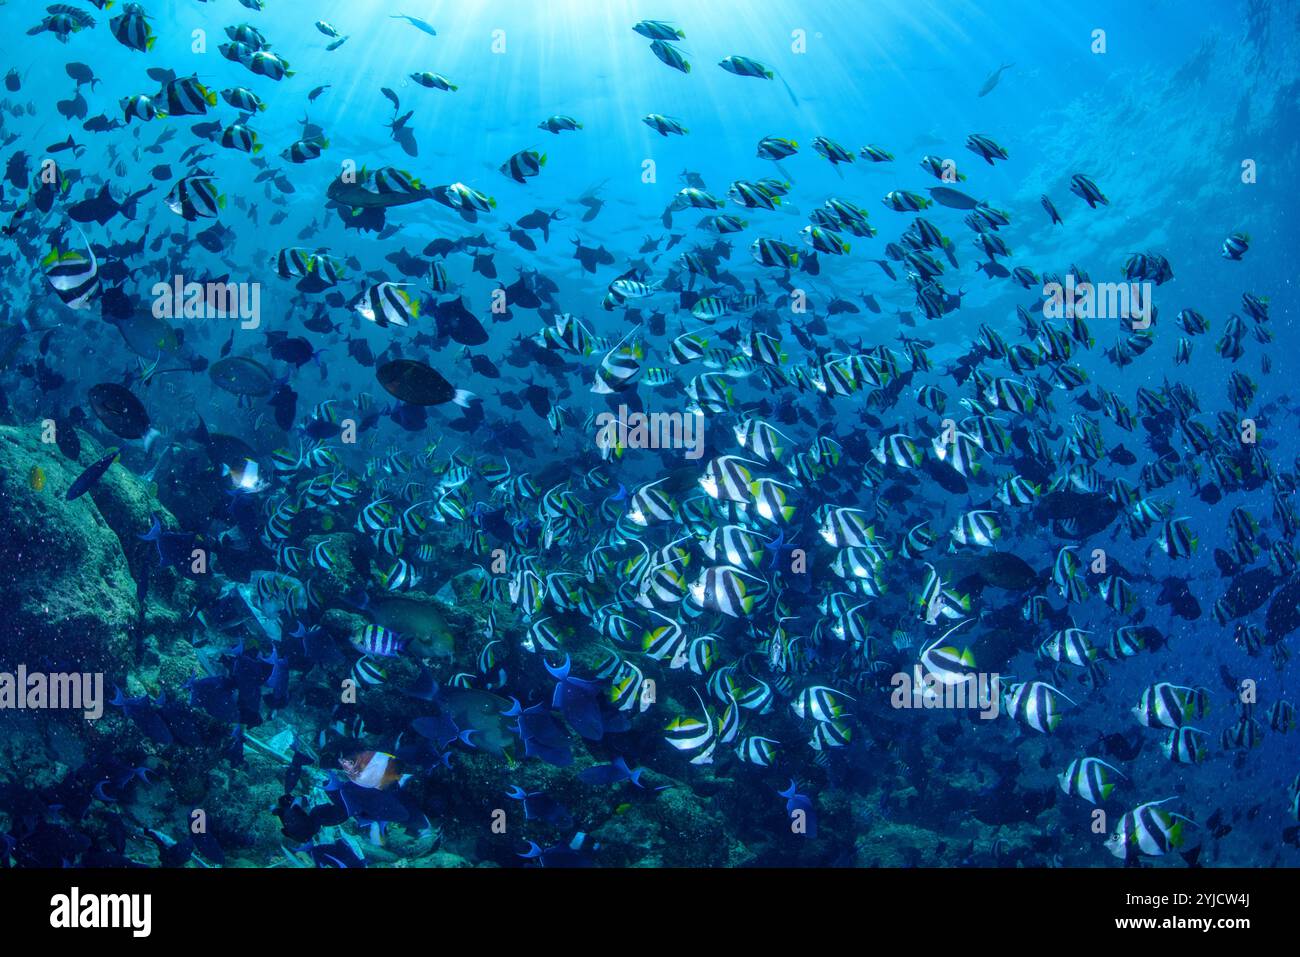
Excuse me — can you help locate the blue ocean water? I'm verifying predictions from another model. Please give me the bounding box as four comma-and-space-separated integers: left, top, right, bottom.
0, 0, 1296, 869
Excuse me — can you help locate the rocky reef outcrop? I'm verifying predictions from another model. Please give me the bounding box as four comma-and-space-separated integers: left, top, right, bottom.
0, 423, 195, 681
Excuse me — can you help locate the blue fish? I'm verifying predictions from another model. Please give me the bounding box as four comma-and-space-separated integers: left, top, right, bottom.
778, 779, 818, 839
65, 447, 119, 501
577, 756, 646, 787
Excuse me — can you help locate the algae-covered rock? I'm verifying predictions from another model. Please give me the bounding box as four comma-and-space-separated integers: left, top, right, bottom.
590, 782, 753, 867
0, 423, 201, 682
0, 425, 138, 673
302, 531, 367, 603
82, 432, 197, 638
414, 850, 472, 867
